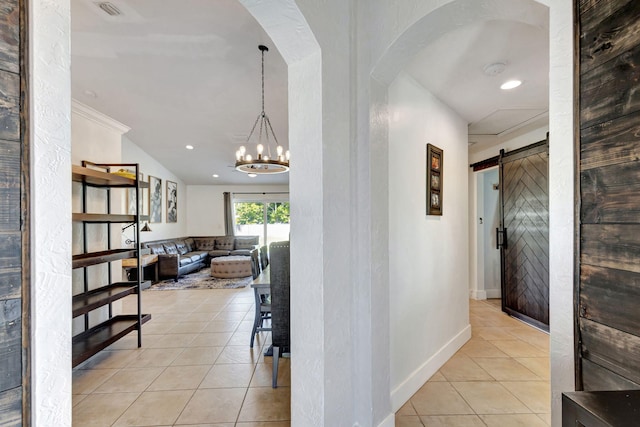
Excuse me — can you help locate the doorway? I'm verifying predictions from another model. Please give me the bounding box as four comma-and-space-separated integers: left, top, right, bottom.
477, 167, 502, 301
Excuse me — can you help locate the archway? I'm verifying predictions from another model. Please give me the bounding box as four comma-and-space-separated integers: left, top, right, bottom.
368, 0, 574, 425
237, 1, 323, 425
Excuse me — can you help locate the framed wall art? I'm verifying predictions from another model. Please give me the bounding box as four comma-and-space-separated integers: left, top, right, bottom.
166, 180, 177, 223
426, 143, 443, 216
149, 175, 162, 223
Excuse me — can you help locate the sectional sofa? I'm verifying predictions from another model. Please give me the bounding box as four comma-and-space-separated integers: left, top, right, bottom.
142, 235, 260, 281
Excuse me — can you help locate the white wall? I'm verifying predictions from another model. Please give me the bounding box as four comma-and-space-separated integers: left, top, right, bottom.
71, 103, 129, 333
388, 72, 471, 407
122, 137, 188, 242
548, 0, 576, 424
186, 184, 289, 236
469, 125, 549, 165
71, 101, 127, 166
31, 0, 72, 424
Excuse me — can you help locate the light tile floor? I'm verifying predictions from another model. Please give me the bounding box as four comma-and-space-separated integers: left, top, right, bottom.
73, 291, 549, 427
72, 286, 290, 426
395, 299, 550, 427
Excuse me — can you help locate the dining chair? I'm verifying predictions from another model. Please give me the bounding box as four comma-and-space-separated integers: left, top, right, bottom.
269, 241, 290, 388
250, 283, 271, 348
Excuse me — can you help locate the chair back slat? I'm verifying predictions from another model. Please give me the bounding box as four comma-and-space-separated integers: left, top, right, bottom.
269, 241, 290, 353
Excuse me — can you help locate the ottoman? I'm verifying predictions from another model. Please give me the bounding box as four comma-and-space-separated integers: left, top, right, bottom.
210, 255, 253, 279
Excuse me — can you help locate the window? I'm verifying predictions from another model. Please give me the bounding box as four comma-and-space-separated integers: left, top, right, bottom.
233, 198, 290, 246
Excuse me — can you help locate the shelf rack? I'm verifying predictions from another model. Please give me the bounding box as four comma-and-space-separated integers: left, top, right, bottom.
71, 161, 151, 367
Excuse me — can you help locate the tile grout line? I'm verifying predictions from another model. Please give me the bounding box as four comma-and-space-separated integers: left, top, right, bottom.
171, 309, 241, 426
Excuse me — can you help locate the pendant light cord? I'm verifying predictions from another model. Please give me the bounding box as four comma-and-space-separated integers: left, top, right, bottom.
261, 46, 265, 115
244, 45, 279, 150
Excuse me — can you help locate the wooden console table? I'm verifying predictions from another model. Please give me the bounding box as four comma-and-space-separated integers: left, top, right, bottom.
562, 390, 640, 426
122, 254, 158, 284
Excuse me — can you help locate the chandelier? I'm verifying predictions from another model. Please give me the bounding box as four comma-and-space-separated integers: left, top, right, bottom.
235, 45, 290, 174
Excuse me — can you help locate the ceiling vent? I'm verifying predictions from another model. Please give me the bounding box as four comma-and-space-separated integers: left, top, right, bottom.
483, 62, 506, 76
96, 2, 122, 16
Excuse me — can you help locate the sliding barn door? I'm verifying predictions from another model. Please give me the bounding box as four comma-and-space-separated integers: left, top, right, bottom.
498, 141, 549, 331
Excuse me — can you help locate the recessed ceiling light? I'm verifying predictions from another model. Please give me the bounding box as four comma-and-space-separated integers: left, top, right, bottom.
248, 173, 257, 178
500, 80, 522, 90
212, 174, 219, 178
185, 145, 194, 150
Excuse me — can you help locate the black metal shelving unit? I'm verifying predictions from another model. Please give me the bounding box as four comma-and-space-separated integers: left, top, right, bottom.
71, 161, 151, 367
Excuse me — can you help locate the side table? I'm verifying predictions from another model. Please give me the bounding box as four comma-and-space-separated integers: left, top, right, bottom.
122, 254, 159, 284
562, 390, 640, 426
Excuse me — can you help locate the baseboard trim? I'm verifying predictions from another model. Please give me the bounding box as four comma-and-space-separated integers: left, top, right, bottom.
390, 325, 472, 412
485, 289, 501, 299
377, 412, 395, 427
469, 289, 487, 300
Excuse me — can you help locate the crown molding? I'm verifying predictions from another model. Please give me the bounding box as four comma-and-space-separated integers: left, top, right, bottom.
71, 99, 131, 135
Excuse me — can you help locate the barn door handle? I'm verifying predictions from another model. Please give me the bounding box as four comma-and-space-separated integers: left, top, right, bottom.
496, 228, 507, 250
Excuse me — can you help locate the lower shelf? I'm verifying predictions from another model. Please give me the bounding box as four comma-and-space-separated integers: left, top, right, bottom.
72, 281, 152, 317
72, 314, 151, 367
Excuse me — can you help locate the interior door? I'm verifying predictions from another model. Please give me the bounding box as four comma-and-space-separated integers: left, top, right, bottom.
498, 139, 549, 331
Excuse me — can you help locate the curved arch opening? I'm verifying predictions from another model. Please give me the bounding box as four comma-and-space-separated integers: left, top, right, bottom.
367, 1, 561, 422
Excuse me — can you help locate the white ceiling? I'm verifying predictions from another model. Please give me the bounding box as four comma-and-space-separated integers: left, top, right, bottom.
405, 19, 549, 139
71, 1, 549, 185
71, 0, 289, 185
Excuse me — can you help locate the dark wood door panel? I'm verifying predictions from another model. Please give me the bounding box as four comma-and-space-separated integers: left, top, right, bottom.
581, 109, 640, 171
577, 0, 640, 394
0, 139, 20, 231
581, 224, 640, 273
581, 162, 640, 223
0, 70, 19, 142
582, 359, 640, 391
502, 157, 549, 196
579, 0, 608, 17
0, 299, 20, 391
580, 318, 640, 385
500, 144, 549, 329
504, 185, 550, 218
580, 41, 640, 129
580, 0, 640, 74
581, 264, 640, 337
0, 232, 20, 269
0, 0, 19, 74
0, 387, 21, 426
0, 0, 25, 423
0, 269, 20, 300
579, 0, 631, 31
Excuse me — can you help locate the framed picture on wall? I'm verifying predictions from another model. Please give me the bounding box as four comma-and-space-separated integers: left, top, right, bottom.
426, 143, 443, 216
166, 180, 177, 223
149, 175, 162, 223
